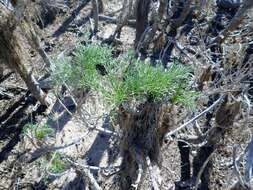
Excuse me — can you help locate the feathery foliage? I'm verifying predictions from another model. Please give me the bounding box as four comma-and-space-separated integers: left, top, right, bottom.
51, 43, 197, 108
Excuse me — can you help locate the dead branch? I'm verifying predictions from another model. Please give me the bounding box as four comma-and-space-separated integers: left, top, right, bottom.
19, 17, 52, 68
211, 0, 253, 45
0, 3, 49, 106
79, 107, 120, 137
170, 0, 193, 31
136, 0, 167, 52
160, 0, 194, 63
112, 0, 134, 39
245, 96, 253, 184
0, 86, 14, 98
24, 130, 90, 163
79, 168, 102, 190
164, 95, 224, 140
98, 14, 136, 26
135, 0, 151, 47
192, 94, 243, 189
64, 157, 121, 175
92, 0, 99, 33
233, 145, 247, 189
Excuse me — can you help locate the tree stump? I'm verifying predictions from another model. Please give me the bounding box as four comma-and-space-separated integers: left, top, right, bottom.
0, 3, 49, 105
117, 102, 176, 189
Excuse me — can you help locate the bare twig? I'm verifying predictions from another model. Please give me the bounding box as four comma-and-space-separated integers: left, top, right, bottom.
98, 15, 136, 26
244, 94, 251, 130
0, 3, 50, 106
246, 137, 253, 185
82, 168, 102, 190
64, 157, 121, 173
0, 86, 14, 98
233, 145, 247, 188
23, 128, 92, 163
211, 0, 253, 45
111, 0, 134, 38
51, 92, 119, 137
137, 0, 166, 51
64, 158, 102, 190
19, 14, 52, 68
79, 107, 120, 137
164, 95, 224, 140
243, 94, 253, 186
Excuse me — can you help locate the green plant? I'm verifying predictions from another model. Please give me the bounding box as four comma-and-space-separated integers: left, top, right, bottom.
48, 153, 67, 174
35, 124, 54, 140
22, 123, 36, 134
51, 43, 113, 89
22, 123, 54, 140
51, 56, 73, 87
51, 43, 198, 108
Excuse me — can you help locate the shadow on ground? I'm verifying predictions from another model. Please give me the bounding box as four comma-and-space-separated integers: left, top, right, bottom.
52, 0, 91, 37
0, 92, 47, 163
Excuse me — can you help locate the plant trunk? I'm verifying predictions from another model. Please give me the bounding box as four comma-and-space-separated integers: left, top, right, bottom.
117, 102, 176, 189
0, 4, 49, 106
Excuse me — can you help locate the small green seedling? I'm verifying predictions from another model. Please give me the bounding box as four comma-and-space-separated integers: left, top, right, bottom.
48, 153, 68, 174
35, 124, 54, 140
22, 123, 36, 135
22, 123, 54, 140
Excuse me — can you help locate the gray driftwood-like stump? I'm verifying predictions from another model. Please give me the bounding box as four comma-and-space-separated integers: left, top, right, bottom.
0, 3, 49, 105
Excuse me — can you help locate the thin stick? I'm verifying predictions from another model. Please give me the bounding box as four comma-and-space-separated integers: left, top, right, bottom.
92, 0, 99, 33
98, 15, 136, 26
164, 95, 224, 140
84, 168, 102, 190
64, 157, 121, 172
79, 108, 120, 137
65, 158, 103, 190
233, 145, 247, 188
52, 93, 119, 137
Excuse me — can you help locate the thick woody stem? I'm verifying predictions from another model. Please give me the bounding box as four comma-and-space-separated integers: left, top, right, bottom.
0, 4, 49, 106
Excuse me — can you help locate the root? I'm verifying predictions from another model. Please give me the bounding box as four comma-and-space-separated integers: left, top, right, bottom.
146, 156, 160, 190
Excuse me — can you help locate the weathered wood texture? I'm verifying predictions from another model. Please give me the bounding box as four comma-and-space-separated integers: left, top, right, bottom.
0, 3, 49, 105
213, 0, 253, 44
135, 0, 151, 47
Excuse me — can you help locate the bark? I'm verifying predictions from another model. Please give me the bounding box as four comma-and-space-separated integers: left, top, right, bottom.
212, 0, 253, 44
136, 0, 167, 53
192, 95, 241, 189
118, 102, 175, 189
135, 0, 151, 48
0, 3, 49, 106
91, 0, 103, 33
161, 0, 193, 64
92, 0, 99, 33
